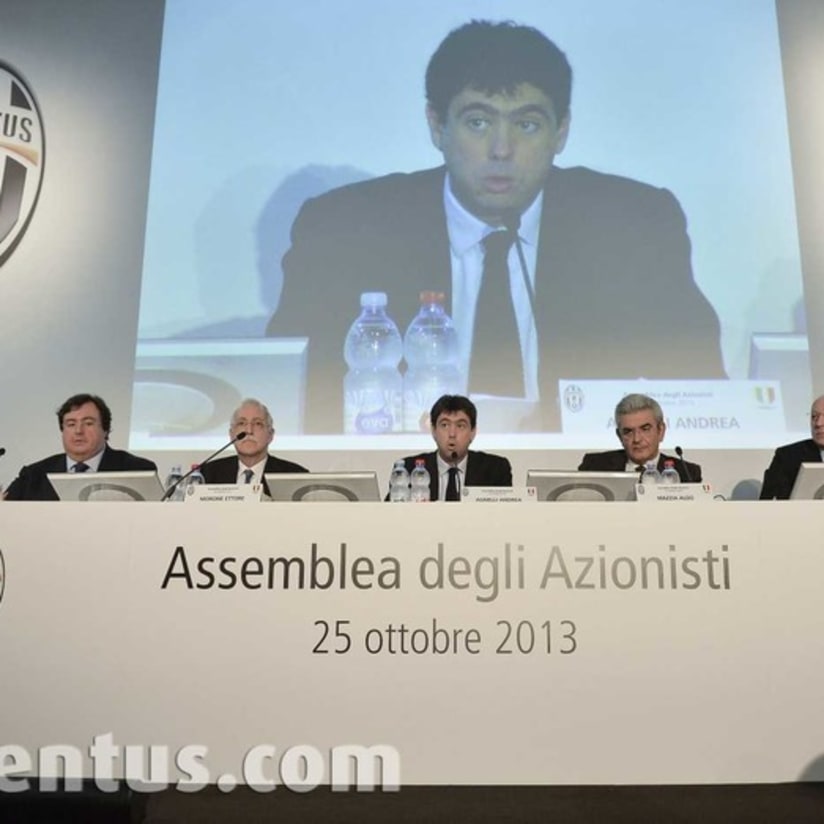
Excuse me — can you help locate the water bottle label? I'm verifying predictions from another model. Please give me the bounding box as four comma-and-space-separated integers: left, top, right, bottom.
345, 387, 401, 434
355, 407, 394, 434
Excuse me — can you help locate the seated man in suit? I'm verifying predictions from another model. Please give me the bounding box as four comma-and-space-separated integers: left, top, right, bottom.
200, 398, 307, 496
3, 393, 156, 500
267, 19, 725, 434
759, 394, 824, 499
390, 394, 512, 501
578, 393, 701, 482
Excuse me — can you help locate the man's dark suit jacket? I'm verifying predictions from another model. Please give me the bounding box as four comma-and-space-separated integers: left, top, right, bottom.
201, 454, 308, 498
267, 165, 725, 433
578, 449, 702, 483
4, 446, 157, 501
392, 449, 512, 501
759, 438, 822, 500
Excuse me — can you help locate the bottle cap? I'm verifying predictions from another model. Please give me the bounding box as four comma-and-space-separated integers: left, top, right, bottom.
360, 292, 387, 307
419, 291, 445, 304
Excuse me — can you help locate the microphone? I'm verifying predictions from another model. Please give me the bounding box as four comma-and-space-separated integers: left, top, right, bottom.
674, 446, 693, 483
0, 447, 5, 458
161, 432, 247, 501
502, 211, 538, 329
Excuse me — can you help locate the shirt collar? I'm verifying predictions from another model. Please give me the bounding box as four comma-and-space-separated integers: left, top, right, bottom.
68, 448, 104, 472
443, 173, 543, 256
436, 451, 468, 476
238, 456, 268, 483
626, 453, 662, 472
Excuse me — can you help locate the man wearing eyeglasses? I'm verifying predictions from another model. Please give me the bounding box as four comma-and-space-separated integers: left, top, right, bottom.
578, 393, 701, 482
200, 398, 308, 494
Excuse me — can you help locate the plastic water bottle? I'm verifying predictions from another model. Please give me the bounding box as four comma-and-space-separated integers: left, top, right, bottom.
409, 458, 431, 502
660, 460, 680, 485
186, 463, 205, 491
403, 291, 463, 432
640, 461, 660, 485
344, 292, 403, 434
164, 464, 185, 502
389, 460, 410, 502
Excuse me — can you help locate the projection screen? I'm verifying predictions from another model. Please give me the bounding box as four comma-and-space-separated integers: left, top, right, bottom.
130, 0, 813, 455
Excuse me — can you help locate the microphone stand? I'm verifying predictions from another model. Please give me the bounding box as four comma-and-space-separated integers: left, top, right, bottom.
674, 446, 693, 483
161, 432, 246, 501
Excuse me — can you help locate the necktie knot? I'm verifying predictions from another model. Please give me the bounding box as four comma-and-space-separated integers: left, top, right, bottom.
73, 462, 89, 473
243, 468, 254, 484
483, 228, 516, 259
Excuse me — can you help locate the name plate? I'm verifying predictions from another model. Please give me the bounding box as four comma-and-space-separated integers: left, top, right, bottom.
184, 483, 263, 503
461, 486, 537, 503
635, 482, 715, 503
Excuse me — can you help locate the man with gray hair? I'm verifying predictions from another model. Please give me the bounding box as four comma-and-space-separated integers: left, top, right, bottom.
578, 393, 701, 481
201, 398, 308, 495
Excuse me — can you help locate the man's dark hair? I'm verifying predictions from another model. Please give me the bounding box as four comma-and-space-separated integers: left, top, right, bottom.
425, 20, 572, 124
57, 393, 112, 437
430, 394, 477, 429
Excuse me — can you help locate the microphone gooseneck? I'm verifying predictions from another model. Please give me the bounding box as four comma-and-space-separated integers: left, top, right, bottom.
161, 431, 247, 501
674, 445, 693, 483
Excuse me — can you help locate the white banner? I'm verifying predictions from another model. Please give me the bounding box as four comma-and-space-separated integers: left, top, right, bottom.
559, 379, 784, 447
0, 502, 823, 787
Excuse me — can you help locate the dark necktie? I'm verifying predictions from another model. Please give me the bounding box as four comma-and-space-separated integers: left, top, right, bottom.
445, 467, 460, 501
73, 462, 89, 473
469, 229, 524, 398
243, 469, 254, 484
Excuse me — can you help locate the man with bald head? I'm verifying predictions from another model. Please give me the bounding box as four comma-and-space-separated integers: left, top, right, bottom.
760, 395, 824, 499
200, 398, 308, 496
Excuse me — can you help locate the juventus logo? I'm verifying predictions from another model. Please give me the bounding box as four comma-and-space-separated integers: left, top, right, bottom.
0, 61, 44, 268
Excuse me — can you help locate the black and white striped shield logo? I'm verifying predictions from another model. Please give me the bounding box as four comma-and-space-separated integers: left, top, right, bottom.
0, 62, 44, 267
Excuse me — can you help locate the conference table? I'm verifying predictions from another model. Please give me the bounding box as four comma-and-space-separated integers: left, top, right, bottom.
1, 501, 823, 820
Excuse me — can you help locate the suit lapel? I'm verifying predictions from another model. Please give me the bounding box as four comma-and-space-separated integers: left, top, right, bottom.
611, 451, 631, 472
532, 167, 570, 430
464, 452, 479, 485
391, 168, 451, 327
96, 447, 113, 471
225, 457, 241, 483
803, 440, 822, 463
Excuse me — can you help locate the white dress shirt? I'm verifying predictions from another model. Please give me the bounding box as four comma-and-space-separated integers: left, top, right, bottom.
443, 174, 543, 402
